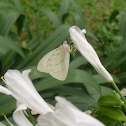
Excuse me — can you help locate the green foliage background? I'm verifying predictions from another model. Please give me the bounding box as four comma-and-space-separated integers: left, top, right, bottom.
0, 0, 126, 125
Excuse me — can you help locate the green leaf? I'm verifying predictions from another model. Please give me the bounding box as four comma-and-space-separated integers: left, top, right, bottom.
1, 51, 16, 75
23, 18, 32, 40
116, 72, 126, 83
86, 31, 98, 41
0, 36, 25, 58
69, 56, 88, 69
66, 96, 95, 111
71, 12, 84, 28
8, 31, 22, 45
45, 85, 94, 101
39, 8, 61, 28
98, 95, 122, 107
16, 24, 70, 69
120, 11, 126, 41
0, 121, 17, 126
0, 10, 21, 36
84, 85, 114, 102
22, 66, 50, 80
12, 0, 22, 12
101, 86, 113, 96
59, 0, 69, 22
26, 35, 41, 50
0, 100, 16, 115
35, 69, 101, 93
17, 14, 25, 36
96, 115, 115, 126
0, 46, 9, 59
69, 0, 85, 29
27, 109, 37, 125
100, 107, 126, 121
61, 13, 69, 23
93, 74, 120, 84
109, 10, 119, 23
0, 60, 2, 75
42, 85, 95, 110
33, 0, 40, 36
0, 93, 13, 105
108, 55, 126, 71
0, 2, 15, 8
103, 43, 126, 67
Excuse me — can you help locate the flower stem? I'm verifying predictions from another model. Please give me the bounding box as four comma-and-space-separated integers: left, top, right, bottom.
111, 81, 126, 104
113, 90, 126, 111
118, 121, 125, 126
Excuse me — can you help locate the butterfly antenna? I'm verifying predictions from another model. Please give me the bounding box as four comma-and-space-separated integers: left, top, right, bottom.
59, 32, 63, 41
86, 101, 98, 111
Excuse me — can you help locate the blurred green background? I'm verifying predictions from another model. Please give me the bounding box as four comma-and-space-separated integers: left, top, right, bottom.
0, 0, 126, 125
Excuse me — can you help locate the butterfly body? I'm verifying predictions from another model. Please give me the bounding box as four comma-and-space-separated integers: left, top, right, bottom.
37, 41, 70, 81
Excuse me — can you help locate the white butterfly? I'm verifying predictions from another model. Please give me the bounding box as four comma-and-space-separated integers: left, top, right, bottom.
37, 41, 70, 81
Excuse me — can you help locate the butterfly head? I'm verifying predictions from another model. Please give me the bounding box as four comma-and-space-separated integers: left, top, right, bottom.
63, 41, 67, 44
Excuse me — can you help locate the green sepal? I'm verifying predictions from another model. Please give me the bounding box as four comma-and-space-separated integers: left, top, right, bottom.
96, 115, 115, 126
100, 107, 126, 122
98, 95, 122, 107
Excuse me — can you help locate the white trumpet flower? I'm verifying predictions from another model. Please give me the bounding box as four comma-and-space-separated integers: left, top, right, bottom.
0, 69, 53, 115
37, 96, 105, 126
69, 26, 113, 82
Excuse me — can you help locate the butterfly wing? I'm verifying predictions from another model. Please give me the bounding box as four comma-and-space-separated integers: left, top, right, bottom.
37, 49, 56, 73
47, 44, 70, 81
37, 42, 70, 81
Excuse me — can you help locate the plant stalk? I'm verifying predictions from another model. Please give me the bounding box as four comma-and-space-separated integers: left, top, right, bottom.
111, 81, 126, 105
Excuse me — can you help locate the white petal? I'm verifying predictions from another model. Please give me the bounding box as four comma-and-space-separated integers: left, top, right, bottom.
46, 102, 55, 110
82, 29, 86, 33
69, 26, 113, 82
0, 122, 6, 126
37, 96, 105, 126
13, 103, 33, 126
22, 69, 31, 76
0, 85, 13, 95
21, 69, 37, 90
55, 96, 105, 126
0, 85, 20, 101
3, 69, 53, 114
